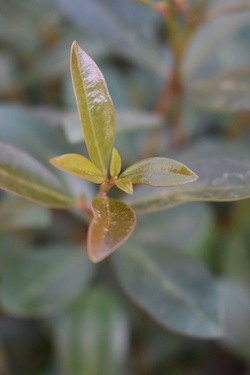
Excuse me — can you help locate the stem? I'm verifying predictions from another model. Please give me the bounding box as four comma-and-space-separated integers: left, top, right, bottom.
98, 178, 116, 197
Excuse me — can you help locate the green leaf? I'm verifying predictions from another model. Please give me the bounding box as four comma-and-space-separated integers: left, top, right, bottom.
0, 141, 76, 208
110, 148, 121, 177
60, 108, 164, 144
70, 41, 116, 175
55, 0, 166, 76
120, 157, 198, 187
132, 203, 214, 257
126, 158, 250, 213
217, 278, 250, 360
0, 244, 95, 317
52, 288, 129, 375
88, 197, 136, 263
0, 196, 51, 232
112, 244, 222, 339
114, 178, 133, 195
50, 153, 106, 184
187, 66, 250, 112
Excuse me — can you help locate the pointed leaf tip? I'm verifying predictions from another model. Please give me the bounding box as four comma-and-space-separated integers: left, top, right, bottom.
87, 197, 136, 263
120, 157, 198, 187
115, 178, 133, 194
70, 41, 116, 175
110, 148, 122, 177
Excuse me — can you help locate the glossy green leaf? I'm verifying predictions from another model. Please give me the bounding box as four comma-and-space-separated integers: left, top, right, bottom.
0, 142, 76, 208
126, 158, 250, 213
114, 178, 133, 195
112, 244, 222, 338
50, 153, 106, 184
110, 148, 121, 178
88, 197, 136, 263
70, 41, 115, 175
0, 245, 95, 317
120, 157, 198, 187
0, 196, 51, 232
52, 288, 129, 375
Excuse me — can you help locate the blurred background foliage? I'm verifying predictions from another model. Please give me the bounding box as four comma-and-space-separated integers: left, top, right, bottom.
0, 0, 250, 374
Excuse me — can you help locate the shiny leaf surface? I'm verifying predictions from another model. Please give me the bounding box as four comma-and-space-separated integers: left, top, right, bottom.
0, 142, 76, 208
88, 197, 136, 263
50, 153, 106, 183
120, 157, 198, 187
110, 148, 122, 177
52, 288, 129, 375
114, 178, 133, 195
126, 158, 250, 213
70, 42, 115, 175
113, 244, 222, 338
0, 245, 94, 317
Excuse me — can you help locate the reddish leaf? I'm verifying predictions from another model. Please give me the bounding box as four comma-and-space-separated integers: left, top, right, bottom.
87, 197, 136, 263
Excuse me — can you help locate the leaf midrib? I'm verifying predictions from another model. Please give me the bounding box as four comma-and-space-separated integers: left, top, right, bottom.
126, 247, 221, 334
0, 166, 74, 206
75, 48, 106, 175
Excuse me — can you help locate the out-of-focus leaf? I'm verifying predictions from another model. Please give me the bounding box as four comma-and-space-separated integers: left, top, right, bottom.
0, 234, 27, 275
52, 288, 129, 375
183, 12, 250, 80
110, 148, 122, 178
120, 157, 198, 187
0, 105, 75, 166
50, 154, 106, 183
0, 245, 94, 317
88, 197, 136, 263
0, 196, 51, 231
126, 158, 250, 213
218, 278, 250, 359
177, 138, 250, 163
114, 178, 133, 195
187, 66, 250, 112
54, 0, 166, 75
0, 142, 76, 208
132, 203, 213, 257
70, 42, 115, 175
206, 0, 250, 13
60, 109, 164, 144
0, 0, 53, 52
113, 244, 222, 338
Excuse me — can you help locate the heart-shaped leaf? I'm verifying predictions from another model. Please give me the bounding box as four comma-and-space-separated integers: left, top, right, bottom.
71, 42, 116, 175
120, 157, 198, 187
0, 141, 76, 208
88, 197, 136, 263
50, 153, 106, 184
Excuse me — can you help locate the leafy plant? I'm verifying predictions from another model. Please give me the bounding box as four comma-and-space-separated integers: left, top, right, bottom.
0, 42, 197, 264
1, 1, 250, 374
